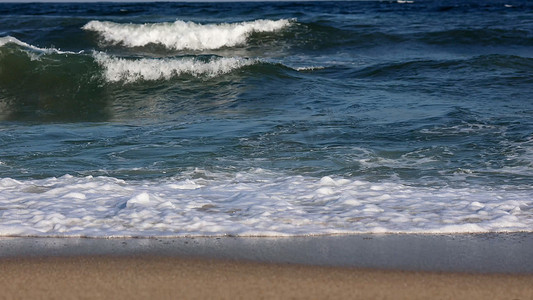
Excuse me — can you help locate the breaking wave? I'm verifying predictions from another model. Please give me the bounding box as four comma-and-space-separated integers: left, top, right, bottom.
0, 35, 80, 55
82, 19, 293, 50
93, 52, 257, 83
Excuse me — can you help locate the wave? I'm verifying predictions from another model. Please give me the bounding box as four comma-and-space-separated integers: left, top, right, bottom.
82, 19, 293, 51
418, 28, 533, 46
0, 38, 260, 85
0, 35, 81, 55
93, 52, 257, 83
0, 39, 308, 121
0, 43, 106, 121
0, 43, 252, 121
350, 55, 533, 79
0, 37, 312, 85
283, 23, 533, 51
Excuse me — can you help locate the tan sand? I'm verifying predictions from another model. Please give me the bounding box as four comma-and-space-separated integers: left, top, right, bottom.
1, 255, 532, 300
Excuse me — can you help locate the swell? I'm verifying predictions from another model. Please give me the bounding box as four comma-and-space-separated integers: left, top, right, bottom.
246, 22, 533, 52
2, 37, 531, 121
350, 55, 533, 80
295, 23, 533, 49
0, 39, 305, 121
0, 42, 107, 122
416, 28, 533, 46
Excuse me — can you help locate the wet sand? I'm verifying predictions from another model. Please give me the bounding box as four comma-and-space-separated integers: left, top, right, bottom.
1, 234, 533, 299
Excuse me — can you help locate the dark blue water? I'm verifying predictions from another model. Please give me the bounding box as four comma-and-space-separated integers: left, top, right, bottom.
0, 1, 531, 237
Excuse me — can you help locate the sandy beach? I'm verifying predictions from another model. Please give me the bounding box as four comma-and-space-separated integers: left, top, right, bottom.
1, 234, 533, 299
1, 255, 533, 300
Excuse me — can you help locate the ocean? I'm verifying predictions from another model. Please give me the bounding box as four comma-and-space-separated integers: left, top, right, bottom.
0, 0, 531, 237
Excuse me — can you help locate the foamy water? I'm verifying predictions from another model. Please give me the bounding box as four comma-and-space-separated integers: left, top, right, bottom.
0, 170, 531, 237
93, 52, 257, 82
83, 19, 292, 50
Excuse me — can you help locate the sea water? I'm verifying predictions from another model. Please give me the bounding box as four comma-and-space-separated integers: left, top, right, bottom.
0, 0, 532, 237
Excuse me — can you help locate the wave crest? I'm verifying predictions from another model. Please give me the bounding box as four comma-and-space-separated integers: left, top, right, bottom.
0, 36, 81, 55
93, 52, 257, 83
82, 19, 293, 51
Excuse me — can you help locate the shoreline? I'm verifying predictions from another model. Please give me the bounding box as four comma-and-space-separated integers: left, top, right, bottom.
2, 233, 533, 299
2, 232, 533, 273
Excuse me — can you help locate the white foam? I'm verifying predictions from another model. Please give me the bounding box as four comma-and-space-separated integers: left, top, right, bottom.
0, 170, 531, 238
93, 52, 256, 83
0, 36, 32, 48
295, 66, 326, 71
82, 19, 293, 51
420, 123, 501, 135
0, 35, 80, 55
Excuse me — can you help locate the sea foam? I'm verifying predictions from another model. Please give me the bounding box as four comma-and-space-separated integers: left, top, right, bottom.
93, 52, 256, 82
0, 36, 80, 55
82, 19, 292, 50
0, 171, 531, 238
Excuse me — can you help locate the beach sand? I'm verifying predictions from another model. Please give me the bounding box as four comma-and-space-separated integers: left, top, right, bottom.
1, 255, 533, 299
1, 234, 533, 299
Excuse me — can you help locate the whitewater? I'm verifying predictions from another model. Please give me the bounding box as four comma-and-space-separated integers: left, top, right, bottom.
0, 170, 531, 237
82, 19, 293, 50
